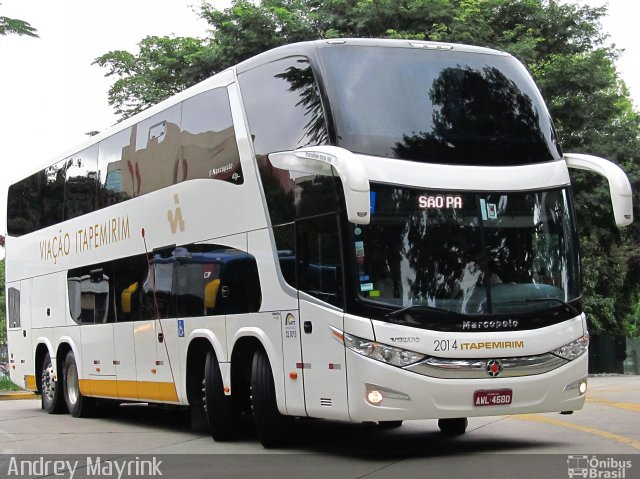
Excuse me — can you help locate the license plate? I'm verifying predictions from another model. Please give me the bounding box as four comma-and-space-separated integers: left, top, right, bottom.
473, 389, 512, 407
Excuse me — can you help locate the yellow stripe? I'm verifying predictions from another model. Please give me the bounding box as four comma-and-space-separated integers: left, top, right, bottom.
79, 379, 178, 402
586, 396, 640, 413
510, 414, 640, 450
24, 374, 37, 391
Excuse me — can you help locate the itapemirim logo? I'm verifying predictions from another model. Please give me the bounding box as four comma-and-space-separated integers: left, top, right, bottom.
567, 455, 633, 478
167, 194, 185, 234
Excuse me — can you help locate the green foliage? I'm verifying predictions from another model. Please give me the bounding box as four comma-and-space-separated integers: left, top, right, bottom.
94, 0, 639, 335
0, 377, 21, 391
0, 4, 38, 38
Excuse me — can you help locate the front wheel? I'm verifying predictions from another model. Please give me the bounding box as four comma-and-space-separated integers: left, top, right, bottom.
63, 350, 95, 417
438, 417, 468, 435
251, 349, 291, 448
41, 352, 66, 414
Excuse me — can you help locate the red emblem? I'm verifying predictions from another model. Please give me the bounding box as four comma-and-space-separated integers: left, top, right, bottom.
486, 359, 503, 377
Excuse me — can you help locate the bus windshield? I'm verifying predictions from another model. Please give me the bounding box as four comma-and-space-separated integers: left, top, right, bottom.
352, 185, 580, 317
319, 45, 561, 165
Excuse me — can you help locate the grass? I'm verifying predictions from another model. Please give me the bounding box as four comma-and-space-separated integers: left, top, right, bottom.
0, 376, 22, 391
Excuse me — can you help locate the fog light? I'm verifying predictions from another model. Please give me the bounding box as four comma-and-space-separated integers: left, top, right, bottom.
367, 390, 383, 405
579, 381, 587, 395
563, 376, 588, 395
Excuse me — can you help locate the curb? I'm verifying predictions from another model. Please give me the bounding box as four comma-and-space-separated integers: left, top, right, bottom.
0, 391, 40, 401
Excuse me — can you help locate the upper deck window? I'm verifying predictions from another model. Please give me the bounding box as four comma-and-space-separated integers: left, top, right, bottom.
319, 45, 561, 165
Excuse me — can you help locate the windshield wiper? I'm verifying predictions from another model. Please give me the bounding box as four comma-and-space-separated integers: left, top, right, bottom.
384, 304, 464, 320
522, 297, 580, 316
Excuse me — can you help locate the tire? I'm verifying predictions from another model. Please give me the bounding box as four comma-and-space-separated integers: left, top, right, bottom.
251, 349, 291, 448
378, 420, 403, 429
62, 350, 95, 418
203, 349, 238, 441
41, 352, 66, 414
438, 417, 468, 435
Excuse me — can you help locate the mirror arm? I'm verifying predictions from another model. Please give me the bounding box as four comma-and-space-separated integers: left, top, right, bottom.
564, 153, 633, 226
269, 146, 371, 224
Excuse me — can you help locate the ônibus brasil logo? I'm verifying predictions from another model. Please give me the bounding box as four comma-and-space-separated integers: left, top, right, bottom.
567, 455, 633, 478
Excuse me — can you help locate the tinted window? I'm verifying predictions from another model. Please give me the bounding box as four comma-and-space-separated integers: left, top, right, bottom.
67, 267, 113, 324
181, 89, 243, 185
66, 243, 262, 324
172, 244, 261, 317
8, 287, 20, 328
319, 46, 561, 165
7, 171, 44, 236
130, 105, 183, 196
9, 89, 241, 235
239, 56, 328, 157
297, 213, 343, 307
41, 160, 66, 227
65, 145, 99, 219
98, 127, 135, 208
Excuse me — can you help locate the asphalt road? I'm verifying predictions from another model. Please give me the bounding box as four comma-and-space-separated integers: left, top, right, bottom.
0, 375, 638, 479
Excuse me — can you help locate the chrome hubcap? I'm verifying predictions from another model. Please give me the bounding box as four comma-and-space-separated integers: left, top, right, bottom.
42, 363, 56, 401
66, 363, 79, 405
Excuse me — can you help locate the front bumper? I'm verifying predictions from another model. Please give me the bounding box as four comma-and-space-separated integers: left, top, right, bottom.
346, 348, 588, 422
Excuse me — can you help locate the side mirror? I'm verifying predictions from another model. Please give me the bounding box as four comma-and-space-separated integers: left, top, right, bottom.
565, 153, 633, 227
269, 146, 371, 224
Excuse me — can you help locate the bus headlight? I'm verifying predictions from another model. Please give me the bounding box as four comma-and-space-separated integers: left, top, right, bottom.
551, 334, 589, 361
342, 332, 426, 367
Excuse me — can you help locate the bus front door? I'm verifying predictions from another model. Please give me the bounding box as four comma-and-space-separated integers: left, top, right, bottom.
296, 214, 348, 419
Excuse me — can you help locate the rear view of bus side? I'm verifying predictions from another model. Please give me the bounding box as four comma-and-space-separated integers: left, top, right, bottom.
5, 39, 633, 447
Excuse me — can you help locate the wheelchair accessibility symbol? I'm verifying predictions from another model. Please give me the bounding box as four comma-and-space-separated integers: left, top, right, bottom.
178, 319, 185, 338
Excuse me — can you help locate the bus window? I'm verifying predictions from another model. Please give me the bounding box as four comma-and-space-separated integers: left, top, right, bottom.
181, 88, 243, 185
64, 144, 99, 220
67, 267, 112, 324
97, 127, 135, 207
41, 160, 66, 228
129, 104, 182, 196
7, 171, 45, 236
296, 213, 343, 308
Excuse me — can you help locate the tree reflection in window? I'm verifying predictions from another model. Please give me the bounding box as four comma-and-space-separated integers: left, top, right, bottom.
393, 66, 550, 165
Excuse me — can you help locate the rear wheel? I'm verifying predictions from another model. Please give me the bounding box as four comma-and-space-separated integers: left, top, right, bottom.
251, 349, 291, 448
41, 352, 66, 414
203, 349, 238, 441
438, 417, 468, 435
63, 350, 95, 417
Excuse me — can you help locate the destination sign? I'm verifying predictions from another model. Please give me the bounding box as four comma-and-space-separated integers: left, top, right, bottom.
418, 195, 463, 209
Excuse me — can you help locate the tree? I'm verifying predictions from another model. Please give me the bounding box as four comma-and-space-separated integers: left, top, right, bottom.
95, 0, 639, 335
0, 4, 38, 38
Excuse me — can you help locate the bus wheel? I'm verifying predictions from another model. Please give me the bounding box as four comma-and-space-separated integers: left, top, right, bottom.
41, 352, 66, 414
438, 418, 468, 435
63, 351, 95, 417
203, 350, 237, 441
251, 349, 291, 448
378, 420, 403, 429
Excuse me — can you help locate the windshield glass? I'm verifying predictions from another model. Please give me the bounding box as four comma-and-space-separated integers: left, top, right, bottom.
319, 45, 561, 165
353, 185, 580, 316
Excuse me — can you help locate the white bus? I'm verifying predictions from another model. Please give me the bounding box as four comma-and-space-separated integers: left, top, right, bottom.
4, 39, 633, 447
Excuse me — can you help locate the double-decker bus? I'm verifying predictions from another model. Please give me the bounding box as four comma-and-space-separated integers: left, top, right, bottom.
4, 39, 633, 447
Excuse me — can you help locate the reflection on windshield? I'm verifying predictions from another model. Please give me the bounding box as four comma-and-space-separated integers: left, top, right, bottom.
354, 186, 580, 316
320, 46, 561, 165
